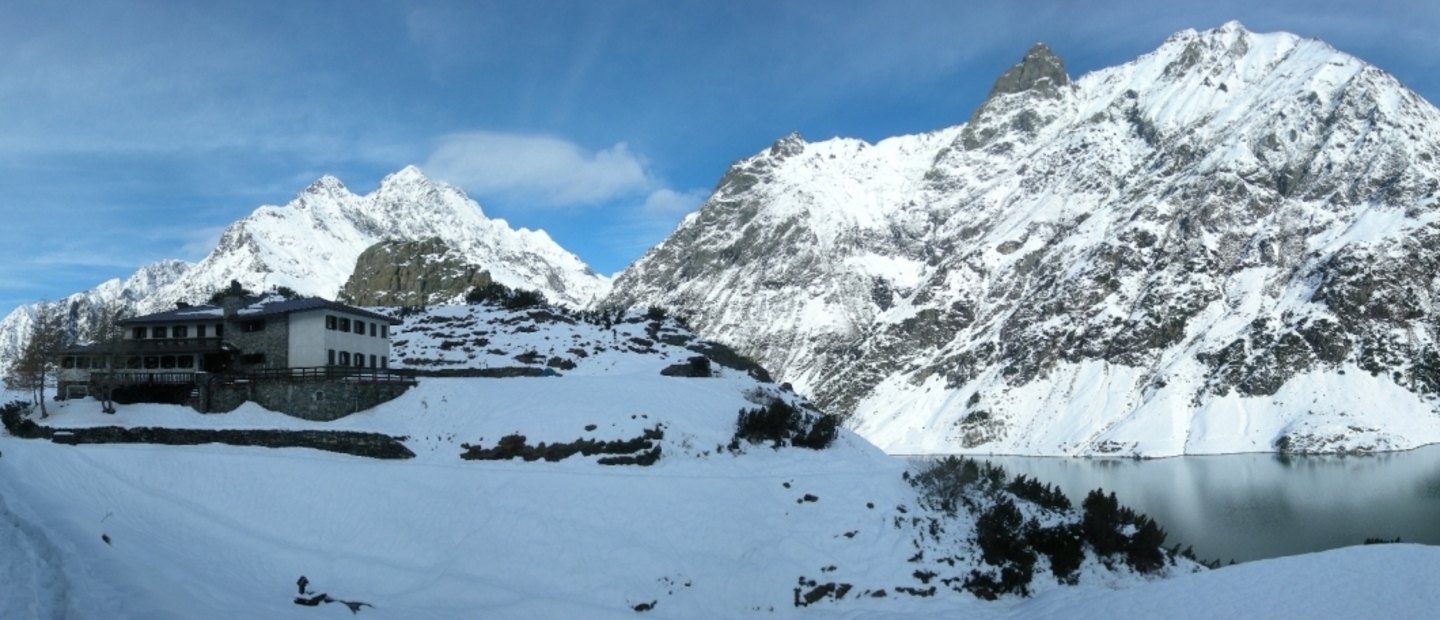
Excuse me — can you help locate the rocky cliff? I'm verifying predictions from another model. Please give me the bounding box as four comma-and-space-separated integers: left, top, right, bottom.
340, 238, 493, 307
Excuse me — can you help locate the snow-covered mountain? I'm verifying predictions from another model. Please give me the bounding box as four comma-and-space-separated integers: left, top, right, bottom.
608, 22, 1440, 457
0, 166, 609, 371
147, 165, 608, 311
0, 260, 192, 371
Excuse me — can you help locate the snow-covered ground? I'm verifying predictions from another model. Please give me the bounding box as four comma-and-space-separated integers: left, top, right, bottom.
1, 305, 1434, 617
3, 397, 1435, 619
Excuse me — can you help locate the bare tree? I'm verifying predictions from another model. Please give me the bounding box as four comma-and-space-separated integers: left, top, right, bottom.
3, 301, 67, 418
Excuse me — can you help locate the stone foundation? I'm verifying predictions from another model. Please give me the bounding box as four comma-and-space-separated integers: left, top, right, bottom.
194, 379, 413, 421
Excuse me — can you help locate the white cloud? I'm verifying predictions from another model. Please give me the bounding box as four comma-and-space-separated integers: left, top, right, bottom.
640, 188, 708, 214
423, 132, 654, 206
178, 226, 228, 261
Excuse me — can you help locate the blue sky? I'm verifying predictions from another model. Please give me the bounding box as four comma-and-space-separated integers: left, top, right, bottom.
3, 1, 1440, 313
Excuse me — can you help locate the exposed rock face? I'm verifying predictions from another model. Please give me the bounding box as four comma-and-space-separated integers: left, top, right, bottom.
987, 42, 1069, 99
608, 22, 1440, 456
341, 238, 493, 307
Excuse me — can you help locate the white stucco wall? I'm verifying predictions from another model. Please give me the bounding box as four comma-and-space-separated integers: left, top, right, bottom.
288, 311, 330, 367
289, 308, 393, 369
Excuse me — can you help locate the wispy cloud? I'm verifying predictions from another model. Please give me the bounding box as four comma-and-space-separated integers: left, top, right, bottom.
177, 226, 228, 262
423, 132, 655, 207
640, 188, 708, 215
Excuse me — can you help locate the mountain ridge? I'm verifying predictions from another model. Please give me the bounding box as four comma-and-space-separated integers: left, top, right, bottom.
606, 22, 1440, 456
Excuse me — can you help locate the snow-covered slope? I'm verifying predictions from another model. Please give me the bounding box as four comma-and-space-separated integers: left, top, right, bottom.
0, 166, 609, 373
608, 22, 1440, 456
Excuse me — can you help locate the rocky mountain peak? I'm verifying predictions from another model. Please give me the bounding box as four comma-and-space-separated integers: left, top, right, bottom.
959, 42, 1071, 150
985, 42, 1069, 100
304, 175, 349, 196
376, 165, 443, 196
768, 132, 807, 159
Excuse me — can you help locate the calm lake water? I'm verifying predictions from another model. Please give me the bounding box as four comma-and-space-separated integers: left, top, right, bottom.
915, 444, 1440, 563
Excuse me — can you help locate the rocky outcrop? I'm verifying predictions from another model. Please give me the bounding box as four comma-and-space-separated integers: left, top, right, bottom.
340, 238, 493, 307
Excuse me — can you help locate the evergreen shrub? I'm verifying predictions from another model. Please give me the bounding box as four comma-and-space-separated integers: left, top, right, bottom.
733, 399, 838, 450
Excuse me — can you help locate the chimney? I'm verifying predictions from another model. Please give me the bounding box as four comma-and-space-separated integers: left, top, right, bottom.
222, 280, 244, 318
176, 301, 191, 310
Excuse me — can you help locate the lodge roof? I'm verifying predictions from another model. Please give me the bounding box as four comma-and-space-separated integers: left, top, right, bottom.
119, 296, 403, 326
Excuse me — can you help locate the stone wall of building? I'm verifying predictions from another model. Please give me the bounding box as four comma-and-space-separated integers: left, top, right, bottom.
195, 378, 412, 421
223, 311, 290, 370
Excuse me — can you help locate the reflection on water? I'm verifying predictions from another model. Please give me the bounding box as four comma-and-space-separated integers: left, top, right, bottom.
917, 444, 1440, 563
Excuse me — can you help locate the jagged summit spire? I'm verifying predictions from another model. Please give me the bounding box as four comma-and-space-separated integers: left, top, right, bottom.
304, 175, 348, 195
986, 42, 1069, 100
768, 131, 806, 159
1216, 20, 1248, 34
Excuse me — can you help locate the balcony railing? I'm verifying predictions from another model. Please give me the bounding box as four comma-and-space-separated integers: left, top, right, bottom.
89, 366, 415, 389
90, 371, 202, 386
214, 367, 416, 386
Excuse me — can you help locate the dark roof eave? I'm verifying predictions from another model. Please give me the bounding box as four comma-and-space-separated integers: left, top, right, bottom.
119, 297, 403, 325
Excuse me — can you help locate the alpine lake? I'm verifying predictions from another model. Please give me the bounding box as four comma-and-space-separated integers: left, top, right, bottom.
913, 444, 1440, 564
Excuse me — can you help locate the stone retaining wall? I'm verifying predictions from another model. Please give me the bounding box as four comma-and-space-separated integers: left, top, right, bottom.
2, 413, 413, 460
195, 380, 413, 421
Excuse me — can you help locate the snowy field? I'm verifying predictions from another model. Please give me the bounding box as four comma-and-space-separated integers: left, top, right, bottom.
2, 306, 1437, 617
4, 381, 1437, 618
